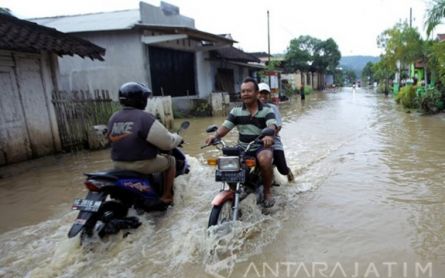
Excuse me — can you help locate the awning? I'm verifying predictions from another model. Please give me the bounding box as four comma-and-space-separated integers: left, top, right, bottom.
1, 14, 105, 60
136, 24, 235, 48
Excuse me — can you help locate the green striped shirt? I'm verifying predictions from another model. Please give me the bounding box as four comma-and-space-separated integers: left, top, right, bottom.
223, 101, 277, 150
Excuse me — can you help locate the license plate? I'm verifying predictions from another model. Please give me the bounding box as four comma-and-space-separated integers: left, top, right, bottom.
215, 170, 245, 183
72, 199, 102, 212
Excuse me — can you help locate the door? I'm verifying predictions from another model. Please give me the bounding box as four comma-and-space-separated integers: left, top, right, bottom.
0, 65, 32, 164
15, 55, 55, 157
215, 68, 235, 94
149, 46, 196, 97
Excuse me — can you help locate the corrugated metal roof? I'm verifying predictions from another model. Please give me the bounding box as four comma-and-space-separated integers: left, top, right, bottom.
30, 10, 140, 33
212, 47, 260, 63
0, 14, 105, 60
136, 24, 236, 44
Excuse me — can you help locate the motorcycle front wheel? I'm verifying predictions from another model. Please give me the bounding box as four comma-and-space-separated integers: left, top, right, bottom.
208, 200, 233, 227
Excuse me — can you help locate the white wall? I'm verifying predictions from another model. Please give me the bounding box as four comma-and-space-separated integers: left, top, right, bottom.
196, 51, 212, 98
58, 30, 147, 99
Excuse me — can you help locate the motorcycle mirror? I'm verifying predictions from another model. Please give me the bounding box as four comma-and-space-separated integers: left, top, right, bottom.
180, 121, 190, 130
206, 125, 218, 133
260, 127, 275, 138
177, 121, 190, 134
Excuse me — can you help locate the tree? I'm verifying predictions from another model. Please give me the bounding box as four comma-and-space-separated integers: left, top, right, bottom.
373, 56, 394, 94
285, 35, 341, 88
284, 35, 317, 74
342, 68, 357, 85
361, 62, 375, 84
425, 0, 445, 37
377, 22, 423, 70
313, 38, 341, 74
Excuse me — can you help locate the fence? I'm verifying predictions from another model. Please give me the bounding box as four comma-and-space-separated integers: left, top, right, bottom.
52, 90, 118, 151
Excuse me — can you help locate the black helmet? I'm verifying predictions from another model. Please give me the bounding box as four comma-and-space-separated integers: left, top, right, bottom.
118, 82, 152, 109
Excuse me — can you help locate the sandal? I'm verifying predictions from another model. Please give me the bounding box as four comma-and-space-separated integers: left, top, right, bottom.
263, 195, 275, 208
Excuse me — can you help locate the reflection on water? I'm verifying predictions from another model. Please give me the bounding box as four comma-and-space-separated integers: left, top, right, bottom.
1, 88, 445, 277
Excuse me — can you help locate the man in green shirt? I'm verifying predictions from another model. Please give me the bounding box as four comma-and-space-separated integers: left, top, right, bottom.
205, 77, 277, 207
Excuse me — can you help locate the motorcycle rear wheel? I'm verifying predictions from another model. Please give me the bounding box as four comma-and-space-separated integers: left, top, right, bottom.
82, 201, 129, 239
208, 200, 233, 227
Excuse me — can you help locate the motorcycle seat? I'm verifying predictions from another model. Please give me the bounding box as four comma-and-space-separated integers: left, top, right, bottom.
85, 170, 150, 180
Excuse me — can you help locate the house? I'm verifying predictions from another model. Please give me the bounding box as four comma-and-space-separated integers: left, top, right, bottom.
210, 46, 262, 98
251, 52, 328, 91
0, 13, 104, 166
31, 1, 262, 112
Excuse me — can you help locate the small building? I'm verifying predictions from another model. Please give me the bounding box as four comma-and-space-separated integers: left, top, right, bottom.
210, 46, 262, 97
0, 13, 104, 166
31, 1, 261, 105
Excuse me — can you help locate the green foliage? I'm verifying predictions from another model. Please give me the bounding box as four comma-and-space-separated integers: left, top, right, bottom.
333, 69, 345, 86
395, 85, 418, 109
377, 22, 424, 73
361, 62, 375, 82
377, 82, 391, 94
429, 41, 445, 85
284, 35, 341, 75
425, 0, 445, 37
342, 68, 357, 84
313, 38, 341, 73
418, 87, 444, 114
372, 55, 394, 85
191, 100, 211, 117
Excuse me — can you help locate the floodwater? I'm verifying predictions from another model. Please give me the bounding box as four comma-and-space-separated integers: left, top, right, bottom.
1, 87, 445, 278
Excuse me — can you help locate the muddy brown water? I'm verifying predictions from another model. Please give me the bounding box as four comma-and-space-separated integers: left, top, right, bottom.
1, 88, 444, 277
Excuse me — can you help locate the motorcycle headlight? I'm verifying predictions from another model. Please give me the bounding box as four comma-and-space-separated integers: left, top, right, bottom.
218, 156, 240, 171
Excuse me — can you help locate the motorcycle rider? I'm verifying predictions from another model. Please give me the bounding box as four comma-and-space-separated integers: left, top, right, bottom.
258, 83, 294, 182
205, 77, 278, 207
107, 82, 182, 209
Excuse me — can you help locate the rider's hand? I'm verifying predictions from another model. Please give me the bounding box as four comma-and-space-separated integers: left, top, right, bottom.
205, 135, 217, 145
261, 135, 274, 148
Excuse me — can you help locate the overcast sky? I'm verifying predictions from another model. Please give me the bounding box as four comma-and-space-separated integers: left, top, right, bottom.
3, 0, 445, 56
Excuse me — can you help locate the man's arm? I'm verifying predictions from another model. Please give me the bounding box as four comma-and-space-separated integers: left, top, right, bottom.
205, 126, 230, 145
262, 109, 278, 147
146, 120, 183, 151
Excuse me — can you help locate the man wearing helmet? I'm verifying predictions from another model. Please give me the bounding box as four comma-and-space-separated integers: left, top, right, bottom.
107, 82, 183, 209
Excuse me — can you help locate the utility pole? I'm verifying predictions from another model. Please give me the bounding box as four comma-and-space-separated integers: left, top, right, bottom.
409, 7, 412, 28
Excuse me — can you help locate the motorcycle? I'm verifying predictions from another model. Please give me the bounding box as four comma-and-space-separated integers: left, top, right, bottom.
202, 125, 275, 227
67, 121, 190, 240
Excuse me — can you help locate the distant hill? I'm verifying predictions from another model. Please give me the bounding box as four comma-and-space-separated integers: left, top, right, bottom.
340, 56, 380, 77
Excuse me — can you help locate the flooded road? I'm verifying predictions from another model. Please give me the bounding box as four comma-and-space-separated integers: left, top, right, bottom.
1, 88, 445, 277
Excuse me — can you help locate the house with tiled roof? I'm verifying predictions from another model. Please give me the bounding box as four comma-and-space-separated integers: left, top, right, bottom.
31, 1, 262, 106
0, 13, 104, 165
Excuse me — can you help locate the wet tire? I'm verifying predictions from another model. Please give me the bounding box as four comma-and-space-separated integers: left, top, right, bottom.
99, 201, 128, 220
208, 200, 233, 227
82, 201, 128, 239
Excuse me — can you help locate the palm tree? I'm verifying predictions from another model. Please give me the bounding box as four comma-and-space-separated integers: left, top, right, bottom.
425, 0, 445, 37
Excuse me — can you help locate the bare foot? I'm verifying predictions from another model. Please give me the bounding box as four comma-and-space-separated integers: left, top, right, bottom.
263, 193, 275, 208
159, 197, 173, 205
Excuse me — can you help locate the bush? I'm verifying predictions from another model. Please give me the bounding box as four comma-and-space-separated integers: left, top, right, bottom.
418, 87, 444, 114
377, 82, 391, 94
395, 85, 418, 109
